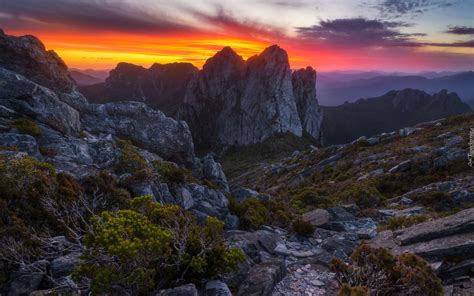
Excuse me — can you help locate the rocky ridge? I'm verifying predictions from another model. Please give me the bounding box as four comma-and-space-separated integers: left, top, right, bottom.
81, 45, 323, 149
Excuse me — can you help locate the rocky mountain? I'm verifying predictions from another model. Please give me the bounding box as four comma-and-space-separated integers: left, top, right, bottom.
80, 62, 198, 116
318, 71, 474, 106
322, 88, 472, 145
69, 70, 103, 86
80, 45, 323, 149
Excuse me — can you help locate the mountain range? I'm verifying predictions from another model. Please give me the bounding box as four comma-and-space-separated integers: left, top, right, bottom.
317, 71, 474, 107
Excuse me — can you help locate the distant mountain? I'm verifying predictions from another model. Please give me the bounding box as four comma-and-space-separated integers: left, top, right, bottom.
322, 89, 472, 145
79, 62, 199, 116
69, 70, 103, 86
70, 68, 109, 80
317, 71, 474, 106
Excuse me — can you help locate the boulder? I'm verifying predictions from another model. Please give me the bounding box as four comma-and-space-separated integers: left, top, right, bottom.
201, 154, 229, 191
49, 252, 81, 279
396, 208, 474, 245
158, 284, 198, 296
8, 260, 49, 296
301, 209, 330, 227
237, 258, 286, 296
388, 160, 412, 173
205, 280, 232, 296
0, 133, 40, 157
231, 187, 259, 202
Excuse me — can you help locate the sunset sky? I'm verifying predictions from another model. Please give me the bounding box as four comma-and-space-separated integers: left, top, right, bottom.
0, 0, 473, 71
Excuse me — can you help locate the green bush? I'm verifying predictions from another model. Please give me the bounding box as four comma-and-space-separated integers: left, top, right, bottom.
152, 160, 195, 184
379, 215, 428, 231
330, 244, 442, 296
115, 140, 153, 182
288, 187, 333, 212
412, 191, 453, 211
337, 284, 368, 296
82, 171, 131, 210
229, 197, 269, 230
74, 196, 244, 293
9, 119, 41, 137
334, 182, 382, 209
292, 218, 315, 237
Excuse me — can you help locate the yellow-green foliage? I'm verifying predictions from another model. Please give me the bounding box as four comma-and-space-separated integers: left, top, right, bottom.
152, 160, 195, 184
115, 140, 153, 181
292, 218, 315, 237
334, 182, 382, 209
331, 245, 442, 296
74, 196, 244, 293
9, 119, 41, 137
412, 191, 453, 211
379, 215, 428, 231
82, 172, 131, 210
288, 187, 333, 212
229, 196, 293, 229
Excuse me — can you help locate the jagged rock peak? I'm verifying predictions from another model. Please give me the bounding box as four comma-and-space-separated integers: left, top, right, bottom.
0, 29, 75, 92
202, 46, 245, 75
250, 44, 289, 65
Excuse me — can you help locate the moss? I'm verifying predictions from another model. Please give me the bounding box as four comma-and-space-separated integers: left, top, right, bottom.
411, 191, 453, 211
39, 146, 58, 157
9, 119, 41, 137
115, 140, 153, 182
203, 179, 219, 189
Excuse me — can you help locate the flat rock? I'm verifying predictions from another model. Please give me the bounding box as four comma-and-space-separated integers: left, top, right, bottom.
301, 209, 330, 227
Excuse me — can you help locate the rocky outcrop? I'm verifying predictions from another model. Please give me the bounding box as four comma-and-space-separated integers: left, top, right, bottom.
181, 45, 314, 148
371, 208, 474, 284
80, 45, 323, 149
0, 29, 75, 92
82, 102, 195, 165
292, 66, 323, 139
80, 62, 198, 116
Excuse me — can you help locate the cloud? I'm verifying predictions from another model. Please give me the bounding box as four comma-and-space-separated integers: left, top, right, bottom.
423, 40, 474, 47
376, 0, 455, 17
296, 18, 422, 47
445, 26, 474, 35
0, 0, 194, 33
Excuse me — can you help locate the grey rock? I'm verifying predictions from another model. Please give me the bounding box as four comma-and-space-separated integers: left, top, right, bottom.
396, 208, 474, 245
227, 230, 281, 261
388, 160, 412, 173
399, 127, 417, 137
178, 184, 229, 219
201, 153, 229, 191
445, 135, 463, 148
9, 260, 49, 296
301, 209, 330, 227
328, 218, 378, 239
158, 284, 198, 296
0, 133, 40, 157
237, 258, 286, 296
224, 214, 240, 230
327, 207, 356, 222
231, 187, 259, 202
292, 66, 323, 139
49, 253, 81, 279
205, 280, 232, 296
82, 101, 195, 165
358, 168, 384, 180
0, 30, 75, 92
0, 68, 81, 135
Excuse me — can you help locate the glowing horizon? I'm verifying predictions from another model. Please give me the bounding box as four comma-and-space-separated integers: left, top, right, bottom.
1, 0, 473, 72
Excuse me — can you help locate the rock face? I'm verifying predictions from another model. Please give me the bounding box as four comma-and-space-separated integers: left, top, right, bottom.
0, 29, 75, 92
180, 45, 322, 148
80, 62, 198, 116
322, 88, 472, 145
292, 66, 323, 139
79, 45, 323, 149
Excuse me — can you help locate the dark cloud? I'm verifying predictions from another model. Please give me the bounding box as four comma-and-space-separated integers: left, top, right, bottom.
445, 26, 474, 35
296, 18, 422, 47
376, 0, 455, 17
423, 40, 474, 47
0, 0, 194, 33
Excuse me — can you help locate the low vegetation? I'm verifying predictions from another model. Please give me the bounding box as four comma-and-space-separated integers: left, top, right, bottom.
9, 118, 42, 137
330, 244, 443, 296
378, 215, 428, 231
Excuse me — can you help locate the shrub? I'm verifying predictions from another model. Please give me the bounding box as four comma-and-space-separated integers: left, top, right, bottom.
334, 182, 383, 209
229, 197, 269, 230
292, 218, 315, 237
74, 196, 244, 293
337, 284, 368, 296
412, 191, 453, 211
82, 172, 131, 210
379, 215, 428, 231
115, 140, 153, 182
152, 160, 195, 184
39, 146, 58, 157
289, 187, 333, 212
330, 244, 442, 296
9, 119, 41, 137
